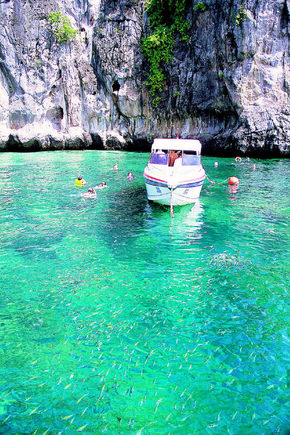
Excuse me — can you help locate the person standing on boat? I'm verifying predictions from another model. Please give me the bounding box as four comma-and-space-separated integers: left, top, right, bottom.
174, 152, 182, 168
168, 150, 178, 167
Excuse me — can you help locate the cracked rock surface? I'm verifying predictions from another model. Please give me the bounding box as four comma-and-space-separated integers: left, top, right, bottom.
0, 0, 289, 156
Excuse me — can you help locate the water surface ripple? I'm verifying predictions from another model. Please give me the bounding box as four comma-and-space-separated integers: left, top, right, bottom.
0, 151, 289, 434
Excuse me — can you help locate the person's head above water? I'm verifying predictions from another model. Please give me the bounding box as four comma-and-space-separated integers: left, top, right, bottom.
88, 187, 94, 193
78, 176, 83, 180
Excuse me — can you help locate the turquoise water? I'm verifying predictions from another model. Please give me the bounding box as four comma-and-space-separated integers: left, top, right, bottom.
0, 151, 289, 435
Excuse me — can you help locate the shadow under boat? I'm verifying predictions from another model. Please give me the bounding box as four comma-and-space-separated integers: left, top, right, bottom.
99, 184, 205, 257
99, 185, 148, 251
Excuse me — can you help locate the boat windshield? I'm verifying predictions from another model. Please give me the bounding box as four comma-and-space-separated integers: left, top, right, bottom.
150, 152, 168, 165
182, 152, 201, 166
150, 150, 201, 166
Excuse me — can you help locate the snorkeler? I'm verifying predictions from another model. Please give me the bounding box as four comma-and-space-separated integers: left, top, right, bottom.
95, 182, 107, 189
75, 175, 87, 186
81, 187, 97, 198
127, 172, 135, 181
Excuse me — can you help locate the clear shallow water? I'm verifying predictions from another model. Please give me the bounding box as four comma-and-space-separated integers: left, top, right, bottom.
0, 151, 289, 435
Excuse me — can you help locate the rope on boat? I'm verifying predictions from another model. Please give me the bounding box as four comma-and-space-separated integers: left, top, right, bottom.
206, 175, 230, 185
168, 175, 232, 217
170, 188, 174, 217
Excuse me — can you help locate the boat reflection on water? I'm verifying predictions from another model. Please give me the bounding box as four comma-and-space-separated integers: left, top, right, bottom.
101, 180, 205, 259
146, 200, 205, 242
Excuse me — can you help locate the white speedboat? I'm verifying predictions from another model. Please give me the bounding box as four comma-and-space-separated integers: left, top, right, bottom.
143, 138, 206, 208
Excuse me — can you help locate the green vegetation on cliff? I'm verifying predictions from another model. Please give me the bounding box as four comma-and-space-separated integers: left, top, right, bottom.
142, 0, 192, 107
235, 7, 247, 26
193, 2, 206, 12
48, 11, 78, 42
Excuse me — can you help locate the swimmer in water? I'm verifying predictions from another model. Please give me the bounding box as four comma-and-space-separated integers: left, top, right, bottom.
95, 181, 107, 189
82, 187, 96, 198
113, 163, 118, 170
127, 172, 135, 181
75, 175, 87, 186
235, 156, 242, 162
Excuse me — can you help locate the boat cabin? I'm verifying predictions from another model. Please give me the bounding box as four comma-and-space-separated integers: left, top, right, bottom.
149, 138, 202, 167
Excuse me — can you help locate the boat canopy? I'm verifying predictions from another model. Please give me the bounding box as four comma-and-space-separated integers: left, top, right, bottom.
151, 138, 202, 154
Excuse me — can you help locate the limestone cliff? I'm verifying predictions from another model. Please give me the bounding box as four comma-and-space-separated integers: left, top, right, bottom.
0, 0, 289, 156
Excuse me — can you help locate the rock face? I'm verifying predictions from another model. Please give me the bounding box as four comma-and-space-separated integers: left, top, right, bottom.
0, 0, 289, 156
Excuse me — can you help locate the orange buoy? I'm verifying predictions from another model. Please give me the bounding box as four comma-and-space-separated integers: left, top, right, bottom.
229, 176, 239, 185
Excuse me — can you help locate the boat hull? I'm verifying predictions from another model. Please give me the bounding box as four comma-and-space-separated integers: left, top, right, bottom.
144, 172, 205, 206
144, 138, 206, 207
